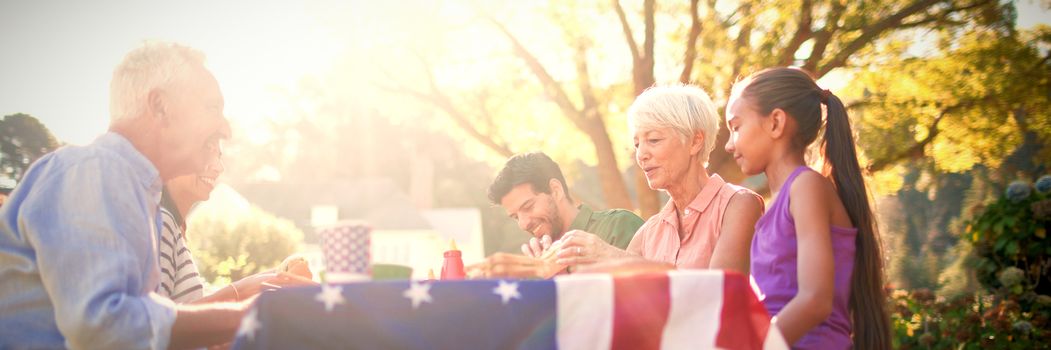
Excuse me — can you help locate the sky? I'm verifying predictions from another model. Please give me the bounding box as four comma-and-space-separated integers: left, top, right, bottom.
1, 0, 1049, 146
0, 0, 357, 145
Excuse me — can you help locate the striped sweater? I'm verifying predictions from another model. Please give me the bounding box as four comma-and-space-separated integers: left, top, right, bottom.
156, 207, 205, 303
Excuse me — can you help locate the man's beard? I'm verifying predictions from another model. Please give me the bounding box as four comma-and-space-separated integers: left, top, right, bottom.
548, 195, 564, 240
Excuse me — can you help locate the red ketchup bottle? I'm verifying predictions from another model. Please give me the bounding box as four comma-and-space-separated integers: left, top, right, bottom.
441, 239, 466, 280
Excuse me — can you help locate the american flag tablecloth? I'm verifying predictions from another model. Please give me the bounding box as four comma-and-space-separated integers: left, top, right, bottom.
232, 270, 786, 350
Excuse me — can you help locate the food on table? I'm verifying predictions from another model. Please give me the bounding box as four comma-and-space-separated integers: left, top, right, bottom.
279, 254, 313, 280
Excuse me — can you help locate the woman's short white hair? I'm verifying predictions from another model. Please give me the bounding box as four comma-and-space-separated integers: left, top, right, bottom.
109, 41, 206, 123
627, 84, 721, 166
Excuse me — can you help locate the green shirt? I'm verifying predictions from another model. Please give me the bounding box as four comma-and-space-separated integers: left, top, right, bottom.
567, 204, 644, 250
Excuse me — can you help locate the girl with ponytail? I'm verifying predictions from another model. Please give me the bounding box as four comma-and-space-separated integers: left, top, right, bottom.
724, 67, 890, 349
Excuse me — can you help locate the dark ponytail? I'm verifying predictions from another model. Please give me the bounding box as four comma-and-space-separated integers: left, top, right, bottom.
822, 92, 891, 350
737, 67, 891, 349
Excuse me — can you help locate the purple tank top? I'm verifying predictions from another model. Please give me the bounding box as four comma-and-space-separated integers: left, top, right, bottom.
750, 166, 856, 349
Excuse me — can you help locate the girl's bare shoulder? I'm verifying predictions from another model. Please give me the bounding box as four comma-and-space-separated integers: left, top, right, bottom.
790, 168, 836, 198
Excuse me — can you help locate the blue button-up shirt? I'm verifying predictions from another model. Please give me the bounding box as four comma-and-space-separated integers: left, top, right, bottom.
0, 132, 177, 349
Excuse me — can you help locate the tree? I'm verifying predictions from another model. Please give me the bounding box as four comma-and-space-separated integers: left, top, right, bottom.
0, 113, 60, 184
376, 0, 1006, 217
850, 24, 1051, 292
850, 25, 1050, 179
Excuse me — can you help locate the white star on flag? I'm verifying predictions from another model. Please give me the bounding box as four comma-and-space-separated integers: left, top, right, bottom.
315, 284, 346, 313
492, 280, 521, 305
236, 308, 261, 341
402, 282, 433, 309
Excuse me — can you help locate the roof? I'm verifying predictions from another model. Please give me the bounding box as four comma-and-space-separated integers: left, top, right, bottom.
421, 208, 481, 244
233, 178, 433, 241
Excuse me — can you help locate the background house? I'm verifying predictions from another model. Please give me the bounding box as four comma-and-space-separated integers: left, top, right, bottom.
233, 178, 484, 278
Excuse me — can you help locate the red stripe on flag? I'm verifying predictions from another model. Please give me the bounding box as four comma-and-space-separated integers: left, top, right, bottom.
716, 271, 772, 350
611, 273, 670, 350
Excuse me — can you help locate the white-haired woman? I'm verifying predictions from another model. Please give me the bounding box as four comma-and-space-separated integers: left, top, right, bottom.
554, 85, 763, 274
157, 133, 313, 304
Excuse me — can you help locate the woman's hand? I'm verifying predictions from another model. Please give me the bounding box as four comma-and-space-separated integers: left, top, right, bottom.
574, 257, 674, 276
231, 271, 316, 300
230, 272, 278, 299
554, 230, 633, 266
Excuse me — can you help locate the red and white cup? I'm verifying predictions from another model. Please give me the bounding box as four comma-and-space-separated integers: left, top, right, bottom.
318, 221, 371, 283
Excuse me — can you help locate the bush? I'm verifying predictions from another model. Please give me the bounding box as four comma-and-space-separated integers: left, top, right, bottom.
966, 175, 1051, 300
185, 186, 304, 286
892, 175, 1051, 348
889, 176, 1051, 348
890, 289, 1049, 349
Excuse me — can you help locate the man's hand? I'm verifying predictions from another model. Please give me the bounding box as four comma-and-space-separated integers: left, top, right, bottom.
466, 253, 566, 279
520, 235, 553, 258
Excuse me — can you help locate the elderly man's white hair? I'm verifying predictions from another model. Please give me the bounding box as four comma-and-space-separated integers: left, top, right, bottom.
627, 84, 721, 166
109, 41, 207, 123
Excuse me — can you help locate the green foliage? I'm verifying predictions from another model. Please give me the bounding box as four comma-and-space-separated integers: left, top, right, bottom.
186, 193, 304, 286
851, 26, 1051, 176
937, 241, 980, 298
890, 289, 1049, 349
881, 164, 978, 291
966, 177, 1051, 299
858, 24, 1049, 309
887, 176, 1051, 348
0, 113, 60, 184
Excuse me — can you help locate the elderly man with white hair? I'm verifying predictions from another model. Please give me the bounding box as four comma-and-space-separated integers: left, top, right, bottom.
552, 85, 763, 274
0, 42, 250, 349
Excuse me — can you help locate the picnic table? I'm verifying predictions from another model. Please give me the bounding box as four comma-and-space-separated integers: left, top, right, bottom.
231, 270, 786, 350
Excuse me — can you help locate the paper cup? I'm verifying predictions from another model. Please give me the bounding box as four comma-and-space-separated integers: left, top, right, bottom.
371, 263, 413, 280
318, 221, 371, 282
